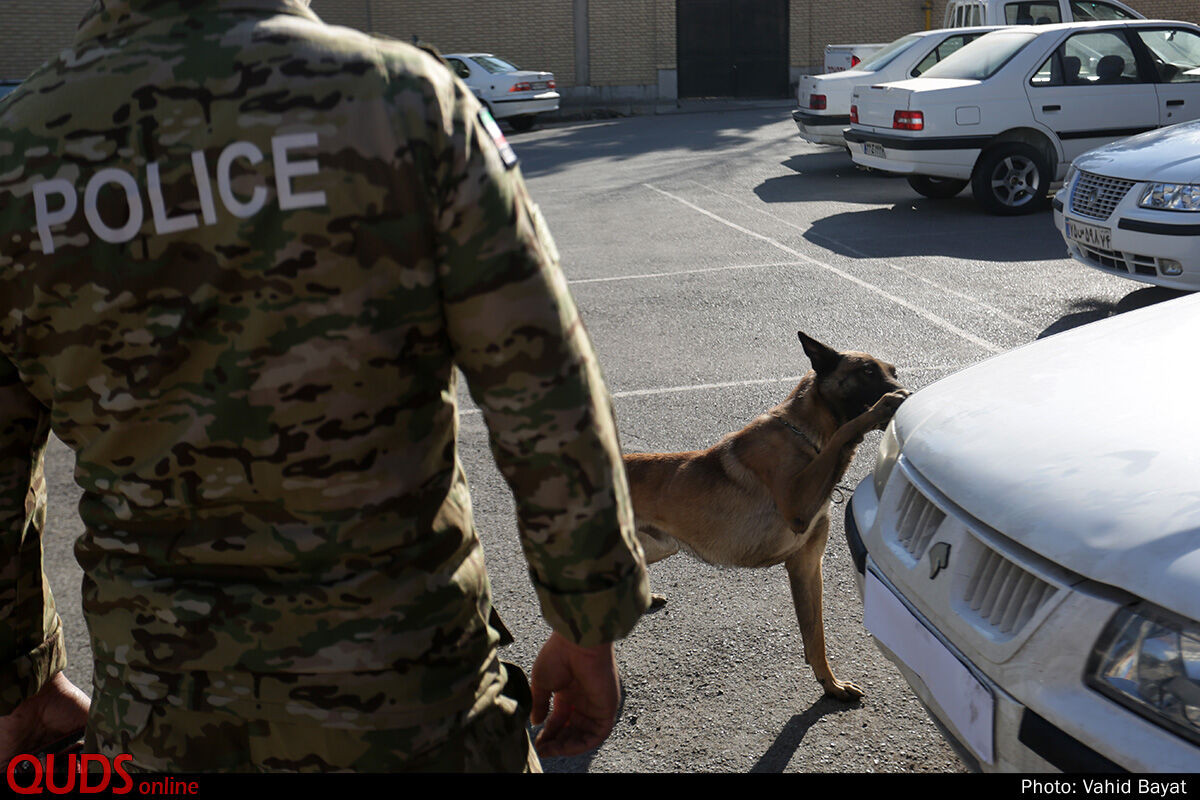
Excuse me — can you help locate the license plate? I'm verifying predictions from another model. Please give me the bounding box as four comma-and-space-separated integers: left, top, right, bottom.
1066, 219, 1111, 250
864, 570, 995, 765
864, 141, 886, 158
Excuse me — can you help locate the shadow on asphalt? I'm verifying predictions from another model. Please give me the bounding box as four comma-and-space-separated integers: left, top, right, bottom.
1038, 285, 1190, 338
748, 695, 863, 773
514, 108, 795, 179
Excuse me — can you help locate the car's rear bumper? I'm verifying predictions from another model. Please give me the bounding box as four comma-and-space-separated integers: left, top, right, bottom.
792, 109, 850, 147
844, 127, 981, 179
489, 91, 560, 119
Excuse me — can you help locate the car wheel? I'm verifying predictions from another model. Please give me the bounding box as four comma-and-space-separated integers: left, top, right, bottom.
906, 175, 969, 199
508, 115, 536, 132
971, 144, 1050, 215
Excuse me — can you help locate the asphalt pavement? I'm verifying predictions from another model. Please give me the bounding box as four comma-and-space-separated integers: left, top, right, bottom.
42, 103, 1186, 773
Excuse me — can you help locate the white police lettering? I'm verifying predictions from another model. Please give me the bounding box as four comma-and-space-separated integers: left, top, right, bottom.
33, 133, 327, 254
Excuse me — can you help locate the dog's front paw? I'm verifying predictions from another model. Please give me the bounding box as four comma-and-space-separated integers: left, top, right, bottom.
868, 389, 909, 429
822, 678, 866, 702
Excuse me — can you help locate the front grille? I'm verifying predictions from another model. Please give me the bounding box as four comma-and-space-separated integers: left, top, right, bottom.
894, 483, 945, 561
963, 546, 1057, 638
1070, 172, 1136, 221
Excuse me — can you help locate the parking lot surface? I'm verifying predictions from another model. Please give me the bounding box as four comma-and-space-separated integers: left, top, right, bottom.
42, 104, 1184, 772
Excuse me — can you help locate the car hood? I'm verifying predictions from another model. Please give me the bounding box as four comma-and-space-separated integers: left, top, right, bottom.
894, 294, 1200, 622
1073, 121, 1200, 183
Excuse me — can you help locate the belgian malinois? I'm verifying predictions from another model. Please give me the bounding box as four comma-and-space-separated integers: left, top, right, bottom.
624, 332, 908, 700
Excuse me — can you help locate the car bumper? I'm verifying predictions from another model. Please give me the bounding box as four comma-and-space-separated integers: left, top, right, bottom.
1053, 186, 1200, 291
847, 465, 1200, 772
792, 109, 850, 147
489, 91, 560, 119
844, 128, 981, 180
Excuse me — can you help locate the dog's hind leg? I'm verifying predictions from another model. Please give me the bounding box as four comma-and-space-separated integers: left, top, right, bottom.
783, 517, 864, 701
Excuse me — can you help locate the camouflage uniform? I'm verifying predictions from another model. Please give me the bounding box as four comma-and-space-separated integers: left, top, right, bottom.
0, 0, 649, 772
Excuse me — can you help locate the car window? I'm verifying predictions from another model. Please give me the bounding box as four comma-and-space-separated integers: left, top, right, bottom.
1134, 28, 1200, 83
1069, 1, 1137, 21
1005, 2, 1062, 24
920, 29, 1039, 80
446, 58, 471, 80
1031, 30, 1143, 85
472, 55, 519, 74
911, 33, 983, 76
856, 33, 923, 72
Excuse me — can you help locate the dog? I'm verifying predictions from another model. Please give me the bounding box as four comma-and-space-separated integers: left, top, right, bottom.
623, 331, 908, 701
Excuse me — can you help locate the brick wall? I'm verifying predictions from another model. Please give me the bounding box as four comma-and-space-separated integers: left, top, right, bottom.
3, 1, 1200, 92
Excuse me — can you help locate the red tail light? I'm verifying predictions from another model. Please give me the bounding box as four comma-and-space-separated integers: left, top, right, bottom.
509, 82, 533, 93
849, 104, 858, 124
850, 55, 861, 67
809, 94, 827, 110
547, 79, 556, 90
893, 110, 924, 130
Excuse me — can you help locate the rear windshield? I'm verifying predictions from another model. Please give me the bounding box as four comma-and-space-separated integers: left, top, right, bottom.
919, 29, 1039, 80
856, 34, 924, 72
473, 55, 519, 74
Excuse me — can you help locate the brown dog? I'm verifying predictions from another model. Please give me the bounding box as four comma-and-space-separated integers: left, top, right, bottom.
623, 331, 907, 701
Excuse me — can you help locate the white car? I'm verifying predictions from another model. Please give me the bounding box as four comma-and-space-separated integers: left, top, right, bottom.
794, 27, 1003, 147
443, 53, 559, 132
848, 292, 1200, 772
1053, 120, 1200, 290
845, 20, 1200, 214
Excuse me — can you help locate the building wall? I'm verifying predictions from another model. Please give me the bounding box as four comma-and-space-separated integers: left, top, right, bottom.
4, 1, 1200, 94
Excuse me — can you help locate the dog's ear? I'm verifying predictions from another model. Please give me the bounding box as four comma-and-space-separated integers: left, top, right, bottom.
798, 331, 842, 376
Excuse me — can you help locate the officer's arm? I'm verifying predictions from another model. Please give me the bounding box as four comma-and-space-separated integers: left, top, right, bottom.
430, 77, 649, 647
0, 357, 66, 714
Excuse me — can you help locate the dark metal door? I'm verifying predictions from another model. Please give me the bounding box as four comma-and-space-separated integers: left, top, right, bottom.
677, 0, 789, 99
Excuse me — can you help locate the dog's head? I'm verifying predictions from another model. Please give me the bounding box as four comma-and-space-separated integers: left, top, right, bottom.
798, 331, 906, 425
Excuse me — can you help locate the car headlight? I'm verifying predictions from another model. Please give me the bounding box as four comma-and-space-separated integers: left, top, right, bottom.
1139, 183, 1200, 212
872, 420, 901, 498
1064, 162, 1078, 188
1086, 602, 1200, 746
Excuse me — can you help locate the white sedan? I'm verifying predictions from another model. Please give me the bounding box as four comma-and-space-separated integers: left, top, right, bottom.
794, 26, 1002, 147
443, 53, 559, 132
848, 293, 1200, 772
845, 20, 1200, 214
1053, 120, 1200, 290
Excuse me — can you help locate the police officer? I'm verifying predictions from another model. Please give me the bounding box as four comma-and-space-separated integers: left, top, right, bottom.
0, 0, 649, 771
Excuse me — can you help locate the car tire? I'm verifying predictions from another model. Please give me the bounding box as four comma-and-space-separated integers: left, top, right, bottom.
971, 144, 1051, 216
508, 115, 536, 132
907, 175, 969, 199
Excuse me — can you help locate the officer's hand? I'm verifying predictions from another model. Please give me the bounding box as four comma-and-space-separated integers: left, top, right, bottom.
0, 672, 90, 761
529, 632, 621, 758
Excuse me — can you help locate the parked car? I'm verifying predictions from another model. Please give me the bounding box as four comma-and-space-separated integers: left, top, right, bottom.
443, 53, 559, 132
845, 20, 1200, 214
1053, 120, 1200, 290
795, 27, 1002, 147
847, 291, 1200, 772
823, 43, 887, 74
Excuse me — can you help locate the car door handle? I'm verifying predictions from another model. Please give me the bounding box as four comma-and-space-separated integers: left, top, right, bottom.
1042, 104, 1061, 112
1166, 99, 1185, 107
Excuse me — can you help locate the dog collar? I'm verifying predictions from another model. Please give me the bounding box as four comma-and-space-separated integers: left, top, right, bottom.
775, 415, 820, 452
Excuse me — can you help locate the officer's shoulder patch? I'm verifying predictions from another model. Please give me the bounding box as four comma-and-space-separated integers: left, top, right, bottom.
479, 107, 518, 170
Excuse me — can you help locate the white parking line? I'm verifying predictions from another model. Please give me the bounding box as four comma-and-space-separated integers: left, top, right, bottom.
642, 183, 1005, 355
458, 365, 959, 416
568, 261, 805, 285
688, 180, 1040, 334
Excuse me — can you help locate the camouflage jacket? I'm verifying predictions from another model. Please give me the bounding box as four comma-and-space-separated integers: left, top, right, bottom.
0, 0, 649, 727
